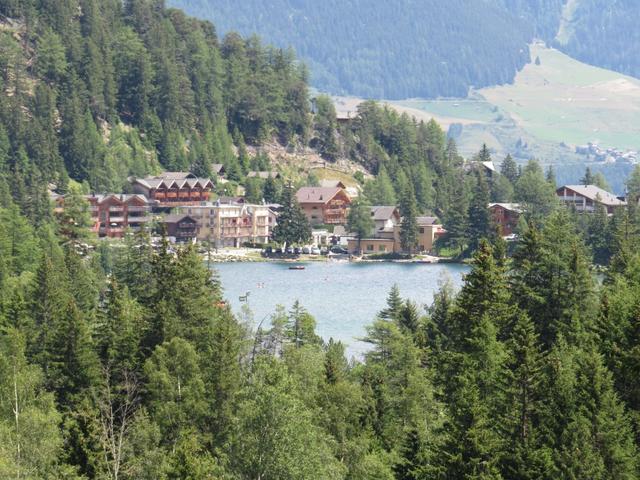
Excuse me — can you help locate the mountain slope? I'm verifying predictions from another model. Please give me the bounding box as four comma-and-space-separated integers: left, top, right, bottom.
170, 0, 532, 99
171, 0, 640, 99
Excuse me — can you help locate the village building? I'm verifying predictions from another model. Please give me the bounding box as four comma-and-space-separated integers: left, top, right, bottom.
129, 172, 214, 208
296, 186, 352, 225
556, 185, 626, 214
176, 202, 277, 247
489, 203, 523, 236
417, 216, 446, 252
161, 214, 198, 243
346, 207, 444, 254
211, 164, 225, 176
53, 193, 155, 238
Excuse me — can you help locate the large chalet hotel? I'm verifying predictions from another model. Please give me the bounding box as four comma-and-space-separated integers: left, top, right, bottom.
129, 172, 214, 207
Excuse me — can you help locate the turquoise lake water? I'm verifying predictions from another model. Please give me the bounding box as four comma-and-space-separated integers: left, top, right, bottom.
214, 261, 470, 358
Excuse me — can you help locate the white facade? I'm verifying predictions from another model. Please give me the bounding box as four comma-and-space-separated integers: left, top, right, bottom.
176, 202, 277, 247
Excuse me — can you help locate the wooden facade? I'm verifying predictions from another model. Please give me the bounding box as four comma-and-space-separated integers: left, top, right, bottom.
55, 194, 154, 238
130, 172, 213, 207
556, 185, 626, 214
296, 187, 352, 225
162, 214, 198, 242
488, 203, 522, 236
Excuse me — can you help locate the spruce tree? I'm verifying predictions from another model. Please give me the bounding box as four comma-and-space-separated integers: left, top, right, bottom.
500, 154, 518, 185
271, 184, 312, 248
399, 182, 419, 254
467, 169, 492, 252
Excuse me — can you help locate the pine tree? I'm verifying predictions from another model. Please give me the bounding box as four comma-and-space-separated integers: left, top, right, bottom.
399, 182, 419, 254
467, 169, 492, 252
348, 198, 374, 253
271, 184, 312, 248
499, 312, 550, 479
500, 154, 518, 185
380, 284, 403, 322
204, 307, 246, 446
0, 329, 70, 478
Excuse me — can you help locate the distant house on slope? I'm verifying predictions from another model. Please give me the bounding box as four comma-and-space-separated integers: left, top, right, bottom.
556, 185, 626, 214
489, 203, 523, 236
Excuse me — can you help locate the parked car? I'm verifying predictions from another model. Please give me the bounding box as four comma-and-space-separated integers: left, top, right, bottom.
293, 247, 302, 255
302, 246, 311, 254
285, 246, 294, 254
330, 246, 349, 255
310, 246, 321, 255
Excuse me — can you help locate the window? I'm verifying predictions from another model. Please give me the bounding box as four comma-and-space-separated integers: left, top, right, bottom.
379, 245, 386, 252
419, 227, 425, 234
367, 244, 374, 251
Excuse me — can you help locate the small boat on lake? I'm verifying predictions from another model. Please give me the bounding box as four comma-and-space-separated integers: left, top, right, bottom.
288, 265, 306, 270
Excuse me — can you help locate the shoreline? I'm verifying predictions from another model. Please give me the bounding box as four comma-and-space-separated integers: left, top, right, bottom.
204, 248, 457, 265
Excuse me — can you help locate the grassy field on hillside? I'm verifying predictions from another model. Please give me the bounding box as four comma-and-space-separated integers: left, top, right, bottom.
390, 44, 640, 160
482, 44, 640, 149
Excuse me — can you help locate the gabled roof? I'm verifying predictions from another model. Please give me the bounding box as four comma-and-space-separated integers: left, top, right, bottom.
212, 164, 225, 174
130, 172, 212, 190
162, 214, 197, 224
370, 205, 400, 221
482, 161, 496, 173
416, 216, 440, 226
295, 187, 346, 204
489, 202, 523, 213
558, 185, 626, 206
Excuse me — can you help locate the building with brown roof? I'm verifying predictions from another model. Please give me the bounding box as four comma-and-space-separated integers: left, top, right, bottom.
161, 214, 198, 243
129, 172, 213, 207
489, 203, 523, 236
54, 193, 155, 238
295, 187, 351, 225
557, 185, 626, 214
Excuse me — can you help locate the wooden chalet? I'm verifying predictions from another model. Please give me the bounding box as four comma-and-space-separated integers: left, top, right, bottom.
489, 203, 523, 236
129, 172, 213, 207
54, 193, 154, 238
556, 185, 626, 214
295, 186, 351, 225
162, 214, 198, 243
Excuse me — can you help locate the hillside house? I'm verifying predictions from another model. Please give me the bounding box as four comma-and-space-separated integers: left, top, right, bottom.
296, 187, 351, 225
129, 172, 213, 208
556, 185, 626, 214
489, 203, 523, 236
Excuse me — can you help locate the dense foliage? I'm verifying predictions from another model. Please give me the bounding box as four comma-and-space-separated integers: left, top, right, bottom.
0, 0, 309, 203
171, 0, 640, 99
170, 0, 532, 99
2, 181, 640, 478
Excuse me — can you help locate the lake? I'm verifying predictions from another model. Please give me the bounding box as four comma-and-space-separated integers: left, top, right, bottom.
213, 261, 470, 358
